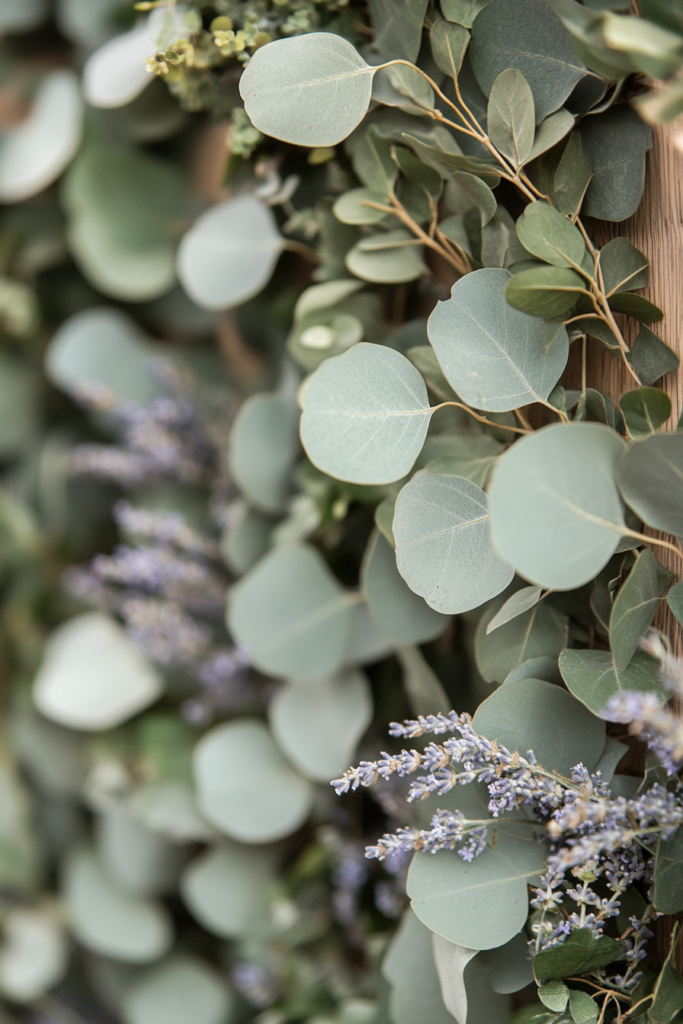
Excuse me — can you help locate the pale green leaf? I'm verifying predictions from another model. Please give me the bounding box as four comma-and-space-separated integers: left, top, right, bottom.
516, 202, 586, 269
220, 502, 273, 576
227, 544, 355, 681
382, 909, 456, 1024
619, 387, 672, 438
580, 106, 652, 222
64, 847, 172, 963
0, 71, 81, 202
476, 594, 568, 684
487, 69, 535, 169
193, 719, 314, 842
470, 0, 585, 122
486, 586, 542, 633
33, 613, 162, 732
505, 265, 586, 317
472, 677, 605, 776
121, 956, 231, 1024
0, 908, 67, 1003
610, 548, 671, 668
488, 423, 626, 589
180, 842, 276, 940
428, 269, 569, 411
626, 326, 679, 387
300, 343, 431, 484
396, 645, 450, 717
430, 19, 470, 78
433, 935, 511, 1023
441, 0, 492, 28
654, 827, 683, 915
559, 648, 667, 717
229, 393, 298, 514
269, 670, 372, 782
177, 196, 282, 310
369, 0, 429, 62
333, 187, 389, 225
96, 804, 185, 897
617, 433, 683, 539
346, 229, 427, 283
240, 33, 375, 147
362, 530, 448, 644
528, 108, 574, 162
393, 470, 513, 614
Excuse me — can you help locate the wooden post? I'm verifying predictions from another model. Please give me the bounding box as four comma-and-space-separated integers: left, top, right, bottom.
587, 124, 683, 646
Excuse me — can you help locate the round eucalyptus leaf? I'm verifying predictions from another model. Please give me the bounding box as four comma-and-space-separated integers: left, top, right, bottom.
393, 471, 513, 614
130, 782, 215, 843
33, 613, 162, 732
470, 0, 585, 122
559, 649, 667, 718
334, 187, 389, 225
229, 393, 298, 514
301, 343, 430, 484
269, 670, 372, 782
63, 146, 183, 302
240, 33, 375, 147
227, 544, 355, 681
515, 202, 586, 269
64, 848, 172, 963
488, 423, 626, 589
362, 530, 448, 644
220, 502, 273, 576
0, 908, 67, 1003
0, 0, 48, 31
0, 72, 82, 202
472, 678, 605, 776
177, 196, 282, 311
46, 307, 158, 405
180, 843, 276, 940
505, 265, 587, 317
96, 804, 185, 897
194, 719, 314, 843
83, 19, 156, 108
56, 0, 120, 49
617, 433, 683, 538
427, 269, 569, 412
346, 230, 427, 283
83, 7, 192, 108
476, 593, 568, 684
343, 601, 394, 668
408, 828, 546, 949
122, 956, 231, 1024
383, 909, 456, 1024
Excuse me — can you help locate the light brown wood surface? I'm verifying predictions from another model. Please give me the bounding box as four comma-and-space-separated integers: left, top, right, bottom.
585, 124, 683, 646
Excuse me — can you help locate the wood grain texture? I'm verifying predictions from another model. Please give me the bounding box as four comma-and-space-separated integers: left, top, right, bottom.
585, 124, 683, 647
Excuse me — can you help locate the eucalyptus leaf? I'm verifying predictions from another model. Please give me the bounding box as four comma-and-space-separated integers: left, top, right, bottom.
229, 393, 298, 514
486, 586, 542, 633
617, 433, 683, 539
396, 645, 450, 717
488, 423, 627, 590
178, 196, 282, 310
504, 657, 563, 687
580, 106, 652, 222
599, 237, 649, 295
516, 202, 586, 269
0, 0, 49, 31
269, 671, 372, 782
180, 842, 276, 940
300, 343, 431, 484
193, 718, 314, 843
430, 20, 470, 78
221, 502, 273, 576
369, 0, 429, 62
476, 595, 568, 684
423, 431, 502, 488
668, 581, 683, 624
393, 470, 513, 614
0, 908, 67, 1003
569, 991, 598, 1024
408, 826, 546, 950
433, 934, 512, 1023
333, 187, 389, 225
346, 230, 427, 283
654, 827, 683, 915
227, 544, 355, 681
619, 387, 672, 438
528, 109, 575, 162
532, 929, 624, 981
626, 326, 679, 386
64, 848, 172, 963
33, 613, 162, 732
552, 130, 593, 217
83, 14, 159, 108
121, 955, 231, 1024
362, 530, 448, 644
538, 980, 569, 1013
505, 266, 586, 317
487, 70, 535, 169
441, 0, 493, 27
0, 72, 82, 203
240, 33, 375, 147
609, 549, 671, 668
470, 0, 586, 122
382, 909, 456, 1024
46, 308, 158, 406
559, 649, 667, 717
96, 804, 185, 897
607, 292, 663, 323
428, 269, 569, 411
473, 677, 605, 776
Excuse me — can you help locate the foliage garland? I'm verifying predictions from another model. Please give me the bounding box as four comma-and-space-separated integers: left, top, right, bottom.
1, 2, 683, 1024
